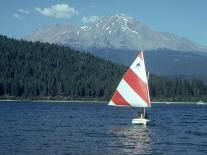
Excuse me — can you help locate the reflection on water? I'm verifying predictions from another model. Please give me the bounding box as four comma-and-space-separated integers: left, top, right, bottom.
111, 125, 152, 154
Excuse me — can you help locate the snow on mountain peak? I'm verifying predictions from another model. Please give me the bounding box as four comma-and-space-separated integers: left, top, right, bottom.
24, 15, 207, 52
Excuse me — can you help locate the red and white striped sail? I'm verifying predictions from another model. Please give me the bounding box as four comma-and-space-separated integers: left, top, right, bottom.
108, 51, 151, 107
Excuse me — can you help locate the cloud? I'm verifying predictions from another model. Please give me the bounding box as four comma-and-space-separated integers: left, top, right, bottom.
13, 9, 30, 19
13, 13, 21, 19
18, 9, 30, 15
81, 16, 100, 23
35, 4, 79, 18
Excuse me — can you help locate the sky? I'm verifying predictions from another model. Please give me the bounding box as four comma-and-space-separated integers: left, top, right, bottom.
1, 0, 207, 46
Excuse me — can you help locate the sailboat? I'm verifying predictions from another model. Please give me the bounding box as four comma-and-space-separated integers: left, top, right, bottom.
108, 51, 151, 126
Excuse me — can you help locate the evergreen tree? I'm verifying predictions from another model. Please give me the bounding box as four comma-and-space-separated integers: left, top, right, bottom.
0, 35, 206, 101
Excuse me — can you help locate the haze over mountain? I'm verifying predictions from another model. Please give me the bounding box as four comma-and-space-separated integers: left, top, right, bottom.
25, 14, 207, 52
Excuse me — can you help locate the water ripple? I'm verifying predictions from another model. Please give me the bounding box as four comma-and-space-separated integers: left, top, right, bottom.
0, 101, 206, 155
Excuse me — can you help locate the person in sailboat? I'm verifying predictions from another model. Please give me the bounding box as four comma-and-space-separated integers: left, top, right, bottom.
138, 109, 143, 119
138, 108, 148, 119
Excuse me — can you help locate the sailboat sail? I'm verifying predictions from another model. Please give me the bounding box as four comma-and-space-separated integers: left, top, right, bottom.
108, 51, 151, 108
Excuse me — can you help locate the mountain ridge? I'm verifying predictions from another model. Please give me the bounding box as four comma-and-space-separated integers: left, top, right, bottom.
25, 14, 207, 52
24, 14, 207, 76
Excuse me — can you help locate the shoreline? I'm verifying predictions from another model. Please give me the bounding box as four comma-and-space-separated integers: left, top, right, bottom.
0, 99, 202, 104
0, 99, 108, 104
152, 101, 198, 104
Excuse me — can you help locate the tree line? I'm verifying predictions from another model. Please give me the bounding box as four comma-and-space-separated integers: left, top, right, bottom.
0, 35, 206, 101
149, 75, 207, 101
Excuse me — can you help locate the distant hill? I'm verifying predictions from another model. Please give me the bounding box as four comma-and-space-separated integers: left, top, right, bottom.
87, 48, 207, 76
0, 35, 206, 101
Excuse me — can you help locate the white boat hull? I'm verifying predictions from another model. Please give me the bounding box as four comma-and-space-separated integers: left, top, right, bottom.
131, 118, 150, 126
197, 101, 206, 105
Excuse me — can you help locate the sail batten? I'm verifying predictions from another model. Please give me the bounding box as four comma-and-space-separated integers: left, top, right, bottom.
108, 51, 151, 108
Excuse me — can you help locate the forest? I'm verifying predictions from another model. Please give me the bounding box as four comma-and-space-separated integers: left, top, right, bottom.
0, 35, 206, 101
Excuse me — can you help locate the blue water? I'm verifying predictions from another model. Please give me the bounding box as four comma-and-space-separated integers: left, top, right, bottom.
0, 101, 207, 155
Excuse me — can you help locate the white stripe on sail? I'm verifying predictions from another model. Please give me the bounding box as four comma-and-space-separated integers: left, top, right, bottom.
130, 56, 148, 84
117, 79, 148, 107
108, 100, 116, 106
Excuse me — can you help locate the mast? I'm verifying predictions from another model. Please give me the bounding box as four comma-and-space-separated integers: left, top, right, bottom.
143, 71, 150, 117
143, 108, 146, 118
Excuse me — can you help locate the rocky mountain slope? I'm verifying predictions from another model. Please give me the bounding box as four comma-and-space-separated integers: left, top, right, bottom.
25, 14, 207, 52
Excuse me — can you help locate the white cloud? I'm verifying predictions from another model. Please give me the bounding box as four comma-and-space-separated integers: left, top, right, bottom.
35, 4, 79, 18
13, 9, 29, 19
81, 16, 100, 23
13, 13, 21, 19
18, 9, 29, 15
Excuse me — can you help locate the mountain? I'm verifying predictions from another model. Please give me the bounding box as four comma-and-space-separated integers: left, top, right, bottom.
24, 14, 207, 76
25, 14, 207, 52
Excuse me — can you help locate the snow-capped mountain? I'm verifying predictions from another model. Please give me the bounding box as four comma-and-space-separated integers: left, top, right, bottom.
25, 14, 207, 52
25, 14, 207, 76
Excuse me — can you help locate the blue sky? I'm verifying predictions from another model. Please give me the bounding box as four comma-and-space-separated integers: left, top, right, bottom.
1, 0, 207, 46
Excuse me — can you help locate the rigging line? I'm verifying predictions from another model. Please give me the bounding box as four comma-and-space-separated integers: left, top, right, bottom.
129, 107, 138, 116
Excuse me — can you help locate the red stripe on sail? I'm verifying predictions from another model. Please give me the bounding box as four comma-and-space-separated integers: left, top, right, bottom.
138, 51, 144, 61
123, 68, 150, 104
111, 91, 130, 106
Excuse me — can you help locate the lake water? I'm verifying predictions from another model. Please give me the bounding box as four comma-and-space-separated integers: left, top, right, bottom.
0, 101, 207, 155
